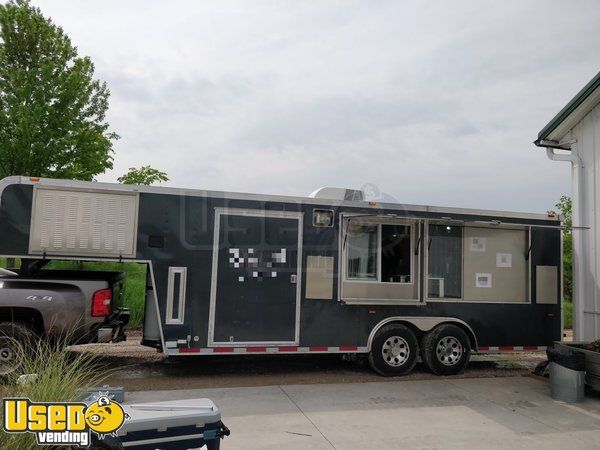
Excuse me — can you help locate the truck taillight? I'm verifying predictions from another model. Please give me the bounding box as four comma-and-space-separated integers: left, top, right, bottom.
92, 289, 112, 317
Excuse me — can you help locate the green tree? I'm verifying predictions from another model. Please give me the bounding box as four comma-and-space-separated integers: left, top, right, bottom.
0, 0, 117, 181
117, 165, 169, 186
548, 195, 572, 303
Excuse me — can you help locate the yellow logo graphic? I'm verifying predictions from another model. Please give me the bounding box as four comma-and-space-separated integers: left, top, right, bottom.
84, 396, 125, 435
3, 395, 127, 447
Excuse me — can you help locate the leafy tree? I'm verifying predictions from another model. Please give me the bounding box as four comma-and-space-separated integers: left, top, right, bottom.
548, 195, 572, 303
0, 0, 117, 181
117, 166, 169, 186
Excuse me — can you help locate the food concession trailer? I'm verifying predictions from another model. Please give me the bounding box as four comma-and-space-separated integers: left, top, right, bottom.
0, 176, 562, 376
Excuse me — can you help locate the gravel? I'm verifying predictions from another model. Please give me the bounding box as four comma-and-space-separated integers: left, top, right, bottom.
67, 330, 550, 392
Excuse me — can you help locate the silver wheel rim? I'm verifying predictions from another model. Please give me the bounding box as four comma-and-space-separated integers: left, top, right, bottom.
382, 336, 410, 367
436, 336, 463, 366
0, 336, 23, 375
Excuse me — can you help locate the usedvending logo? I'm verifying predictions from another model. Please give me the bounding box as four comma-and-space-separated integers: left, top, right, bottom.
3, 394, 127, 447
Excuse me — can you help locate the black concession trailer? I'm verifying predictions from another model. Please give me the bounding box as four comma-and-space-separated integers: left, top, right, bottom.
0, 176, 563, 375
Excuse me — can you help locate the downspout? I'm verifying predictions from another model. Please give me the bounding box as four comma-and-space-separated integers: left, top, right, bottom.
540, 139, 585, 341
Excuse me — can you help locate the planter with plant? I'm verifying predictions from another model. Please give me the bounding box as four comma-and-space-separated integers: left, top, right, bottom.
555, 340, 600, 390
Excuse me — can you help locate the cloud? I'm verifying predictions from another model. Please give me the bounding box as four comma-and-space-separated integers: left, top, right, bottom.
238, 95, 463, 148
34, 0, 600, 212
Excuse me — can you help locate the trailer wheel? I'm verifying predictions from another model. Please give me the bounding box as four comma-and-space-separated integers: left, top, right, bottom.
421, 324, 471, 376
0, 322, 37, 377
368, 324, 418, 376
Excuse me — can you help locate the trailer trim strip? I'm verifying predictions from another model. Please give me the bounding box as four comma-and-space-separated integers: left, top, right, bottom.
170, 345, 547, 355
174, 346, 369, 354
478, 346, 547, 352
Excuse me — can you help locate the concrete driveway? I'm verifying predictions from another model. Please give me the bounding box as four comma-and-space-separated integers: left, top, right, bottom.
126, 377, 600, 449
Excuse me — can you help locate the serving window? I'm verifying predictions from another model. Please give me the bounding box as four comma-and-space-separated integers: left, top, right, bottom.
346, 224, 378, 280
427, 224, 462, 299
341, 218, 419, 303
426, 222, 529, 303
346, 223, 412, 283
381, 225, 412, 283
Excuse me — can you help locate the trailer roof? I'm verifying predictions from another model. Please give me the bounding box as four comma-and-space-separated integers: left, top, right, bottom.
0, 176, 560, 222
535, 70, 600, 145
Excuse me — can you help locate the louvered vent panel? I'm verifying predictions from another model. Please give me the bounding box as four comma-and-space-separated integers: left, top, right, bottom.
66, 196, 78, 249
29, 188, 138, 257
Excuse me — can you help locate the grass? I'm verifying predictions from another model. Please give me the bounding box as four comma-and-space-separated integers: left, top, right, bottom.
564, 300, 573, 330
46, 260, 147, 328
0, 338, 110, 450
0, 258, 146, 328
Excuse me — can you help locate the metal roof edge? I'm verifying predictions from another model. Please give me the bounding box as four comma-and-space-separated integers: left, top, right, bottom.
537, 71, 600, 142
5, 176, 559, 223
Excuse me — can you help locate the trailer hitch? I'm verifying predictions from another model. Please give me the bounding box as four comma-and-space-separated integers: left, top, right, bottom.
93, 307, 130, 343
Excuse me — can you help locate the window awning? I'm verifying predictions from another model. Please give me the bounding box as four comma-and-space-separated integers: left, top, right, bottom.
342, 214, 582, 231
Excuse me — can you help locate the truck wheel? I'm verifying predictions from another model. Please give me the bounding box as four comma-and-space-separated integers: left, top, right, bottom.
421, 324, 471, 376
0, 322, 37, 377
368, 324, 418, 376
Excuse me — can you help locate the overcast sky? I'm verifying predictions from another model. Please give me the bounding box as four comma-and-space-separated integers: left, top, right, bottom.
34, 0, 600, 213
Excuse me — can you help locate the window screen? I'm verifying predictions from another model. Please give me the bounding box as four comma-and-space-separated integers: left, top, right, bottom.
428, 224, 462, 298
381, 225, 411, 283
346, 224, 378, 279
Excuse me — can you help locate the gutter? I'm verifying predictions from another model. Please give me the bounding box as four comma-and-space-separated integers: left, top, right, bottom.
534, 139, 572, 150
535, 138, 586, 341
533, 137, 582, 165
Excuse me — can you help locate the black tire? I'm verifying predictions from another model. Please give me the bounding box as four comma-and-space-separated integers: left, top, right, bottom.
0, 321, 38, 378
421, 324, 471, 376
368, 324, 418, 376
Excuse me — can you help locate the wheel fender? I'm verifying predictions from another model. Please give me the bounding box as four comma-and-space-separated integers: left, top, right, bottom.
367, 317, 478, 351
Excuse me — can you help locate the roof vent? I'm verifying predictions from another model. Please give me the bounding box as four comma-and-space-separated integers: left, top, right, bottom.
308, 187, 364, 202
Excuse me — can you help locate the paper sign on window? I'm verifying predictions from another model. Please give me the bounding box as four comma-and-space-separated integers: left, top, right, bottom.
496, 253, 512, 268
470, 237, 486, 252
475, 273, 492, 288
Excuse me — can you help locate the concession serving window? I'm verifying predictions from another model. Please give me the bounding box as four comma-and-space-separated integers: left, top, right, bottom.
425, 220, 531, 303
341, 216, 420, 304
427, 224, 462, 299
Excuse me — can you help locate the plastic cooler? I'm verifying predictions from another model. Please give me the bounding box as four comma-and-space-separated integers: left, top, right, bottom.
113, 398, 229, 449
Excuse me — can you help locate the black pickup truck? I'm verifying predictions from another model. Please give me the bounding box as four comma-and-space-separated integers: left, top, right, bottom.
0, 259, 129, 376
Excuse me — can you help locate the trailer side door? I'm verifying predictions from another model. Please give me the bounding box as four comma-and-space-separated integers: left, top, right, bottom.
208, 208, 302, 346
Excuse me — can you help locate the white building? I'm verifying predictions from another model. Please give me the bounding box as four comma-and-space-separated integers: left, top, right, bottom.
535, 71, 600, 341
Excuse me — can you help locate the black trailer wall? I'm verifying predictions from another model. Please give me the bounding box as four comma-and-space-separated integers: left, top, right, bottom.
0, 181, 562, 350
